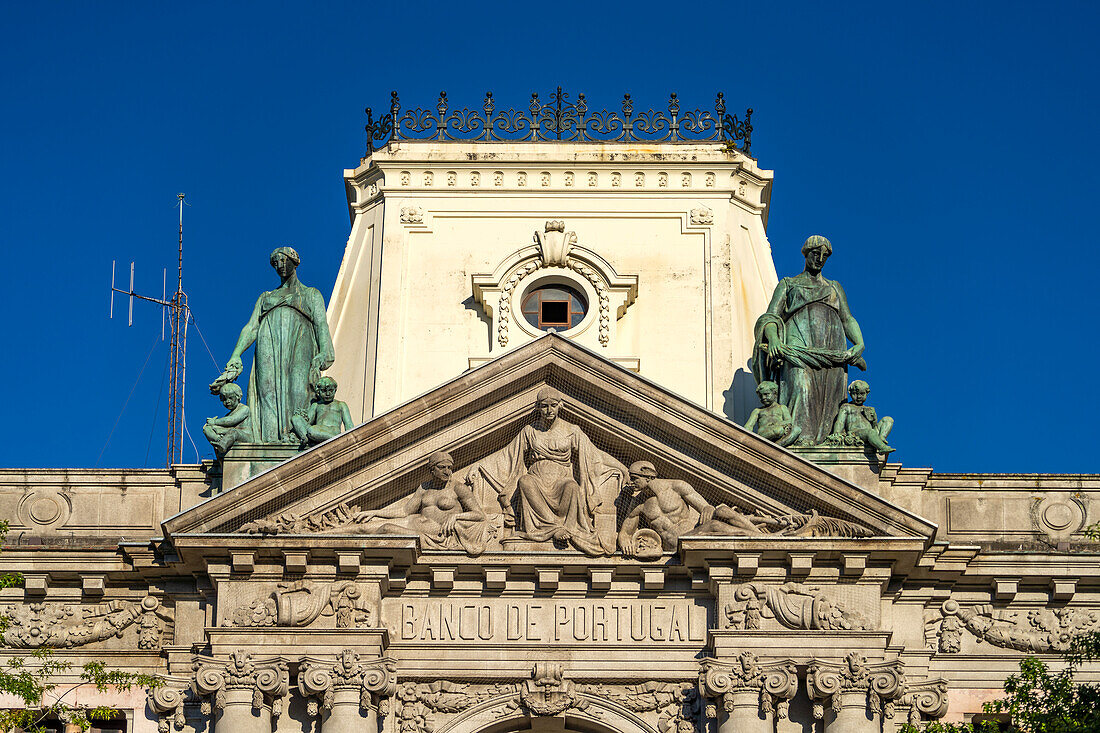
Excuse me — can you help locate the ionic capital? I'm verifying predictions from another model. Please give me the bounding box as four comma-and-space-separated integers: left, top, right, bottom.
298, 649, 397, 716
806, 653, 904, 720
191, 650, 290, 718
699, 653, 798, 719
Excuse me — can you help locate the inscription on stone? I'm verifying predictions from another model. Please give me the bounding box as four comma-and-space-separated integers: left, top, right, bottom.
386, 599, 709, 644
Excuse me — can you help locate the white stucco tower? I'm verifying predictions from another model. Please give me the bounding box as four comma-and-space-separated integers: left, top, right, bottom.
326, 92, 776, 425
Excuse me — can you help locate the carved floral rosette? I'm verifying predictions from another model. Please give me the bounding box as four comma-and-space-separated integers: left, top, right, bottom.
147, 684, 189, 732
191, 651, 289, 718
700, 653, 798, 720
806, 653, 904, 720
297, 650, 397, 717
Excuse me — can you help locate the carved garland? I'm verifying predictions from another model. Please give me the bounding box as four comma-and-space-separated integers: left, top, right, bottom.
1, 596, 172, 650
930, 598, 1100, 654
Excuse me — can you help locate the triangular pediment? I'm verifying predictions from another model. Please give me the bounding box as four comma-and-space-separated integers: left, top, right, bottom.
163, 335, 936, 545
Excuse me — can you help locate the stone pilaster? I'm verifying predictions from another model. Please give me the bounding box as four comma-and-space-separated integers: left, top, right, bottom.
191, 651, 289, 732
806, 653, 904, 733
700, 653, 798, 733
298, 649, 397, 733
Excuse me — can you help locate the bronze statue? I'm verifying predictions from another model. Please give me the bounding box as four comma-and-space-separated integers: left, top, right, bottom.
211, 247, 335, 444
753, 236, 866, 444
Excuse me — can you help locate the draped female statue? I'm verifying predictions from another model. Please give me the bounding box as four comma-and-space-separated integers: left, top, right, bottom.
752, 236, 866, 445
470, 387, 626, 556
211, 247, 335, 444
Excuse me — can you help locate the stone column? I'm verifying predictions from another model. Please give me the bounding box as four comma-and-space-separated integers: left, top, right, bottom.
298, 649, 397, 733
218, 686, 270, 731
700, 653, 798, 733
322, 687, 374, 733
191, 651, 289, 733
807, 653, 904, 733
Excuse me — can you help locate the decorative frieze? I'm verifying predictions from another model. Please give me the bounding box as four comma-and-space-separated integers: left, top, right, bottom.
723, 583, 872, 631
1, 596, 172, 650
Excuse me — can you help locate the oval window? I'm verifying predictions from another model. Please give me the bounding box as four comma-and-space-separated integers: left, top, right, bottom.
520, 284, 588, 332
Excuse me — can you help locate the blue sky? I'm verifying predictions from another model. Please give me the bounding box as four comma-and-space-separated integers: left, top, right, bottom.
1, 2, 1097, 472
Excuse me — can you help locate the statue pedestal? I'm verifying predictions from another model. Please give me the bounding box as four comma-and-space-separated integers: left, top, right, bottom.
219, 443, 301, 492
788, 446, 885, 492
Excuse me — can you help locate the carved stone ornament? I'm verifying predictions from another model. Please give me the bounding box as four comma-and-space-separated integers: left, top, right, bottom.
400, 206, 424, 224
535, 220, 576, 266
1, 595, 172, 649
932, 598, 1100, 654
191, 651, 290, 718
297, 650, 397, 717
222, 580, 372, 629
689, 206, 714, 226
383, 674, 701, 733
806, 653, 904, 721
901, 678, 950, 725
147, 685, 189, 732
386, 679, 521, 733
700, 653, 798, 721
723, 583, 873, 631
521, 663, 583, 716
582, 680, 702, 732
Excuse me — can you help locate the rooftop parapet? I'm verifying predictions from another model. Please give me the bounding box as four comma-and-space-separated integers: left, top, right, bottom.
364, 87, 753, 155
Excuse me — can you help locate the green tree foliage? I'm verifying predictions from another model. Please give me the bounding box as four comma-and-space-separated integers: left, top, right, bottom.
0, 520, 161, 732
902, 631, 1100, 733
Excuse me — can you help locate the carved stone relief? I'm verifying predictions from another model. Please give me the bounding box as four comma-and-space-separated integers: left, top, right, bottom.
723, 583, 872, 631
930, 598, 1100, 653
1, 596, 172, 649
222, 581, 373, 629
383, 668, 701, 733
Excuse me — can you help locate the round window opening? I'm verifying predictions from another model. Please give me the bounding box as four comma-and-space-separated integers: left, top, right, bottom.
521, 284, 588, 332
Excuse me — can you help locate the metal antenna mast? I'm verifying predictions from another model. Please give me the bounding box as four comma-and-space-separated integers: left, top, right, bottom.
110, 193, 191, 466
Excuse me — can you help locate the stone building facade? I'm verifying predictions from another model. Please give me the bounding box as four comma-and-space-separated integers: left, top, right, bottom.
1, 93, 1097, 732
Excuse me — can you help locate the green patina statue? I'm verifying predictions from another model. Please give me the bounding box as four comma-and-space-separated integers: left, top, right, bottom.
290, 375, 353, 448
830, 380, 895, 454
203, 383, 251, 456
745, 381, 801, 447
210, 246, 335, 445
752, 235, 867, 445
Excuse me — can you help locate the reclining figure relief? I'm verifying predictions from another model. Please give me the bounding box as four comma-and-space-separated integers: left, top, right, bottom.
350, 450, 494, 555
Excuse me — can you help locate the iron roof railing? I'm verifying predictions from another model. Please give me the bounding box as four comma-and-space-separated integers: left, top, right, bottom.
365, 88, 752, 155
